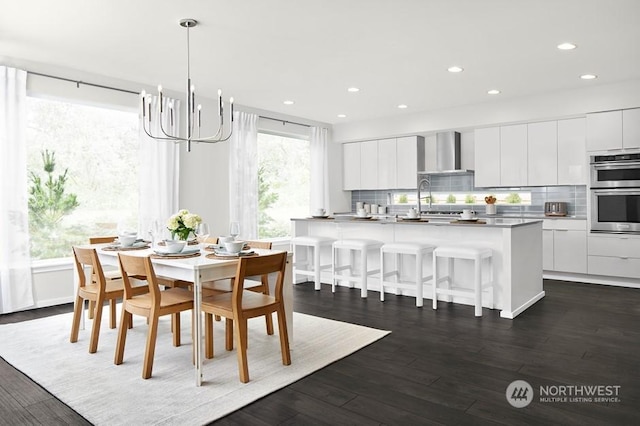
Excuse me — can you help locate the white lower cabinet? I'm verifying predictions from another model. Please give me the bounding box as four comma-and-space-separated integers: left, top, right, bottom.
543, 219, 587, 273
588, 234, 640, 279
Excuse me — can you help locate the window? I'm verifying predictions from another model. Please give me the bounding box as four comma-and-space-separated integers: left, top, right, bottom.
26, 97, 139, 260
256, 132, 310, 238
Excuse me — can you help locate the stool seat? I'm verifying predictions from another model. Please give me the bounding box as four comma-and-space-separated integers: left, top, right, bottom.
332, 239, 383, 298
291, 236, 335, 291
381, 242, 436, 254
380, 241, 435, 307
434, 246, 492, 260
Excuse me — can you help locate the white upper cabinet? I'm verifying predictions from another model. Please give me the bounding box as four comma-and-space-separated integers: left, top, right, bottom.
586, 110, 623, 151
528, 121, 557, 186
623, 108, 640, 149
342, 142, 361, 190
557, 118, 586, 185
500, 124, 528, 186
377, 138, 397, 189
474, 127, 501, 187
359, 140, 378, 190
396, 136, 419, 188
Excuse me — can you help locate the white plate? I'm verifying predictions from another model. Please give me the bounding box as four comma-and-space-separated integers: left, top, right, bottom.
213, 249, 255, 257
353, 215, 373, 220
311, 215, 330, 219
154, 248, 200, 256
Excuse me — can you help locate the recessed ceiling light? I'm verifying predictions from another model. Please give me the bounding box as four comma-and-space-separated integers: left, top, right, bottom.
337, 114, 347, 118
557, 42, 577, 50
580, 74, 597, 80
487, 89, 501, 95
397, 104, 408, 109
283, 100, 295, 105
447, 66, 464, 73
347, 87, 360, 93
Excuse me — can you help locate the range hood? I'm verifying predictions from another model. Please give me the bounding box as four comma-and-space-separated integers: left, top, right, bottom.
418, 131, 474, 174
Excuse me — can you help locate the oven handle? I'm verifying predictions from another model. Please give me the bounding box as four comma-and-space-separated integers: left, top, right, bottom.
592, 189, 640, 195
591, 162, 640, 170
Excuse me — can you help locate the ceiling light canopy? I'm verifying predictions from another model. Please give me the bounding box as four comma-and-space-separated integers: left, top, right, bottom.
337, 114, 347, 118
487, 89, 501, 95
397, 104, 408, 109
283, 100, 295, 105
347, 87, 360, 93
580, 74, 598, 80
141, 18, 234, 152
557, 42, 577, 50
447, 66, 464, 73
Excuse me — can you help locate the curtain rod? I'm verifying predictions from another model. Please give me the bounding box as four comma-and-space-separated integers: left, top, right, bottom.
258, 115, 312, 128
28, 71, 140, 95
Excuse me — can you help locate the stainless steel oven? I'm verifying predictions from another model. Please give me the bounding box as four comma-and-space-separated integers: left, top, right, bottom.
590, 151, 640, 234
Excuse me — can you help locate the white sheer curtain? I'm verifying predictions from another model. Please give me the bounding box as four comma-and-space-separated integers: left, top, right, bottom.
0, 66, 34, 313
310, 126, 330, 213
138, 95, 180, 235
229, 111, 258, 239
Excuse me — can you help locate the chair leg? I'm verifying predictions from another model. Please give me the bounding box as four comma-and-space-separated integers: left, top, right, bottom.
114, 309, 130, 365
172, 313, 181, 347
276, 307, 291, 366
142, 314, 159, 379
225, 318, 234, 351
204, 313, 214, 359
88, 300, 95, 319
88, 299, 104, 353
70, 295, 84, 343
215, 315, 221, 322
234, 318, 250, 383
109, 299, 117, 329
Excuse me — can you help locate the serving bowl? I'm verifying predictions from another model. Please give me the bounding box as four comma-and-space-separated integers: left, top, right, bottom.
224, 240, 245, 254
118, 234, 137, 247
163, 239, 186, 254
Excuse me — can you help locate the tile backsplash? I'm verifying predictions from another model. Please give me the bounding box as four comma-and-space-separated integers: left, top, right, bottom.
350, 174, 587, 217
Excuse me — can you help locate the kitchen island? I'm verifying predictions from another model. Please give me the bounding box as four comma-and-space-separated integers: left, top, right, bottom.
291, 216, 544, 319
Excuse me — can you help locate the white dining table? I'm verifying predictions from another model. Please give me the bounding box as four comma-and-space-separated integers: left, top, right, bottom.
87, 243, 293, 386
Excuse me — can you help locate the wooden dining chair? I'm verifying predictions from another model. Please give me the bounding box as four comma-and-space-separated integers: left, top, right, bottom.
114, 253, 194, 379
201, 251, 290, 383
87, 236, 121, 323
70, 247, 148, 353
203, 240, 275, 335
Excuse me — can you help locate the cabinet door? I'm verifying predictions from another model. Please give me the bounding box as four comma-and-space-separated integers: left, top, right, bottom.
396, 136, 418, 188
623, 108, 640, 149
342, 143, 361, 190
474, 127, 501, 187
543, 229, 554, 270
360, 140, 378, 190
586, 110, 622, 151
528, 121, 557, 185
554, 230, 587, 273
557, 118, 586, 185
500, 124, 528, 186
377, 138, 396, 189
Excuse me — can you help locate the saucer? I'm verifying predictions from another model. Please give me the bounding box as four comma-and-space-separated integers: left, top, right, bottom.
311, 215, 330, 219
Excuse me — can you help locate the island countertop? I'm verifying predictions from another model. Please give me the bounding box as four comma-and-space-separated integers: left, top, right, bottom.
292, 216, 542, 228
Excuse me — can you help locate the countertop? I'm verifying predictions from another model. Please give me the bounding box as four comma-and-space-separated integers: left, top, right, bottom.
292, 215, 542, 228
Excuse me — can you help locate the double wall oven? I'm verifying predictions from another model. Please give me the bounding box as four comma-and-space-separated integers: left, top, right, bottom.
590, 151, 640, 233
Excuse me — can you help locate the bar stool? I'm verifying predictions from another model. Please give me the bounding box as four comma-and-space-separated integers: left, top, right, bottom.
380, 242, 436, 307
332, 239, 384, 298
432, 245, 493, 317
291, 236, 335, 290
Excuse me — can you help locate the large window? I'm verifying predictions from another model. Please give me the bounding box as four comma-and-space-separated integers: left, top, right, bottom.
257, 132, 310, 238
26, 97, 139, 260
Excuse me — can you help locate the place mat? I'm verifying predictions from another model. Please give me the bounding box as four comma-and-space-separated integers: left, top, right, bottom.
450, 219, 487, 224
101, 244, 150, 251
206, 252, 259, 260
150, 251, 201, 259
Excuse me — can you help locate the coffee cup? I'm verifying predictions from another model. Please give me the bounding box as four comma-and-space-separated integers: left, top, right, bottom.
407, 207, 418, 218
356, 202, 364, 210
314, 208, 326, 217
218, 236, 233, 244
461, 209, 475, 220
357, 208, 367, 217
118, 233, 137, 247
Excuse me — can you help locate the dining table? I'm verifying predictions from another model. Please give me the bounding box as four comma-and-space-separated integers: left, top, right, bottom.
85, 242, 293, 386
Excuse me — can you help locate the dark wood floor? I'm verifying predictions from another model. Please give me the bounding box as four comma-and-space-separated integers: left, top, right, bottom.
1, 280, 639, 425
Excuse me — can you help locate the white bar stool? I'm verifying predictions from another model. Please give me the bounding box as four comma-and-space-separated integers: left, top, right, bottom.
332, 239, 384, 298
380, 242, 436, 307
432, 245, 493, 316
291, 236, 335, 290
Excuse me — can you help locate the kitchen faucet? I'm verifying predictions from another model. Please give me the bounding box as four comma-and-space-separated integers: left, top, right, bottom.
417, 176, 431, 214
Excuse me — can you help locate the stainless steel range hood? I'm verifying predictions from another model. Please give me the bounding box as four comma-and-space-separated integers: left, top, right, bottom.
418, 131, 474, 174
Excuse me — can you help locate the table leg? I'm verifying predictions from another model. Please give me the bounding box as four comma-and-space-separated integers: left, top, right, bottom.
194, 270, 203, 386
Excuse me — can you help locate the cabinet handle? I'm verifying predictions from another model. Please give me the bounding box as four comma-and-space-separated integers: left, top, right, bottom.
619, 257, 629, 260
556, 229, 569, 232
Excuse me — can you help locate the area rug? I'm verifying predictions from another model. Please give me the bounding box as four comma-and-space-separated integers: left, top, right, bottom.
0, 310, 389, 425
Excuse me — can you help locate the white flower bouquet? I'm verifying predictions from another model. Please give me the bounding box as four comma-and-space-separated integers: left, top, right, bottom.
167, 209, 202, 241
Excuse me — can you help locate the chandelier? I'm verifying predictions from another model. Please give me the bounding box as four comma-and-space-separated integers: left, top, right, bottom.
140, 18, 234, 152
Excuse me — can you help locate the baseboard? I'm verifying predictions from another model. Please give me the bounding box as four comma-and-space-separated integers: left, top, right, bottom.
500, 291, 546, 319
34, 296, 74, 309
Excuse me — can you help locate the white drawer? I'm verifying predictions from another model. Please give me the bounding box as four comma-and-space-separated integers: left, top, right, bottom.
543, 219, 587, 231
588, 235, 640, 258
588, 255, 640, 279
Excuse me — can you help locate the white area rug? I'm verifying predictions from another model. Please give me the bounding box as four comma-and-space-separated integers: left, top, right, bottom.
0, 310, 389, 425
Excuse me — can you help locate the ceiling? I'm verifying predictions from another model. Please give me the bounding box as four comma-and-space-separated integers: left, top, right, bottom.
2, 0, 639, 125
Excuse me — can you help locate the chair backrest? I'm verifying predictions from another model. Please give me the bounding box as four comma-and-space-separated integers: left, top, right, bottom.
231, 251, 287, 309
73, 246, 106, 292
117, 254, 159, 305
89, 236, 117, 244
244, 240, 273, 249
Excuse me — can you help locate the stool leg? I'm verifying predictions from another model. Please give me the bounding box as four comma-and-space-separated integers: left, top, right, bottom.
446, 257, 454, 302
331, 246, 337, 293
394, 253, 400, 295
314, 244, 321, 291
415, 251, 423, 307
380, 250, 385, 302
432, 254, 438, 310
349, 250, 355, 288
475, 257, 482, 317
292, 243, 298, 283
360, 248, 367, 298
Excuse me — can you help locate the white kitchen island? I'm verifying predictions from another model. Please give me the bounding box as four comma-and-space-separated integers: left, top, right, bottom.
291, 216, 544, 319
